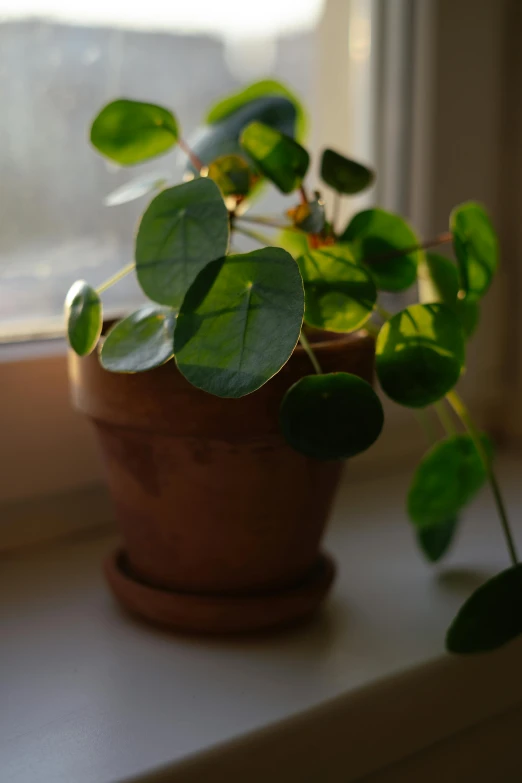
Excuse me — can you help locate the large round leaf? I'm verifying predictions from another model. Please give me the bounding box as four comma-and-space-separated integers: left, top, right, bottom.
450, 202, 499, 301
91, 99, 179, 166
418, 253, 480, 338
446, 565, 522, 654
135, 178, 229, 309
208, 154, 252, 197
340, 208, 421, 292
320, 149, 374, 195
174, 248, 304, 398
417, 519, 459, 563
100, 306, 176, 373
65, 280, 102, 357
375, 303, 465, 407
240, 122, 309, 194
277, 229, 310, 259
297, 246, 376, 332
279, 373, 384, 460
408, 434, 490, 527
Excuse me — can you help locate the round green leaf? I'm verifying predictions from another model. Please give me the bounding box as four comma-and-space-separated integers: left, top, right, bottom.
135, 178, 229, 309
91, 99, 179, 166
276, 228, 310, 260
65, 280, 102, 357
408, 434, 491, 527
320, 149, 374, 195
279, 373, 384, 461
446, 565, 522, 654
297, 246, 376, 332
416, 519, 459, 563
375, 303, 465, 407
100, 306, 176, 373
419, 253, 480, 338
240, 122, 309, 194
450, 201, 499, 301
104, 172, 169, 207
340, 208, 420, 292
174, 248, 304, 398
208, 155, 252, 197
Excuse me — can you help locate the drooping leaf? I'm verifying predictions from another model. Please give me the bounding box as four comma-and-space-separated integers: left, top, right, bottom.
417, 519, 459, 563
174, 248, 304, 398
340, 208, 421, 292
446, 565, 522, 654
450, 202, 499, 301
240, 122, 309, 194
408, 434, 491, 527
91, 99, 179, 166
208, 154, 252, 197
297, 246, 376, 332
276, 228, 310, 260
100, 306, 176, 373
375, 303, 465, 407
104, 172, 169, 207
418, 253, 480, 338
135, 178, 229, 309
65, 280, 102, 357
279, 373, 384, 460
288, 197, 325, 234
320, 149, 374, 195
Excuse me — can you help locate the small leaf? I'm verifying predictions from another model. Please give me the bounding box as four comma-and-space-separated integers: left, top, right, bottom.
135, 178, 229, 309
276, 228, 310, 260
340, 208, 420, 292
408, 434, 491, 527
104, 172, 169, 207
446, 565, 522, 654
100, 306, 176, 373
240, 122, 309, 194
91, 99, 179, 166
298, 245, 376, 332
320, 149, 374, 195
450, 202, 499, 301
279, 373, 384, 460
288, 197, 325, 234
375, 303, 465, 407
65, 280, 102, 357
208, 154, 252, 197
417, 519, 459, 563
174, 248, 304, 398
418, 253, 480, 338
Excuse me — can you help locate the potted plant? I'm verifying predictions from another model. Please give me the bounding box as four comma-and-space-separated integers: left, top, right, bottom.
67, 80, 520, 652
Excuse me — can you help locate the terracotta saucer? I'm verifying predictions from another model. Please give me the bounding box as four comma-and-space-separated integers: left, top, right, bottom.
104, 549, 336, 635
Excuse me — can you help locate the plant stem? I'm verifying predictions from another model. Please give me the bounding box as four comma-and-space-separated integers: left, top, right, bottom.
235, 225, 274, 246
415, 409, 437, 445
434, 399, 457, 436
376, 303, 393, 321
299, 184, 309, 205
299, 330, 322, 374
96, 262, 135, 295
236, 214, 294, 230
178, 137, 205, 173
332, 192, 340, 237
362, 231, 452, 267
446, 389, 518, 567
363, 320, 380, 338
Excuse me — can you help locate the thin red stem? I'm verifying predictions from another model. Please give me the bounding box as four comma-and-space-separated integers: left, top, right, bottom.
362, 231, 452, 266
179, 138, 205, 173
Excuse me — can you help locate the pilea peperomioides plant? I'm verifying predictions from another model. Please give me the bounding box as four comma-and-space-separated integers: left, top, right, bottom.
66, 80, 520, 654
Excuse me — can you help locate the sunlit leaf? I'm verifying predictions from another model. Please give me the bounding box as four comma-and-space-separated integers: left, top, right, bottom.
65, 280, 102, 357
280, 373, 384, 460
276, 228, 309, 259
91, 99, 179, 165
298, 245, 376, 332
340, 208, 420, 292
104, 172, 169, 206
446, 565, 522, 653
100, 306, 176, 373
375, 303, 465, 407
174, 248, 304, 398
450, 202, 499, 300
240, 122, 309, 194
288, 197, 325, 234
135, 178, 229, 309
320, 149, 374, 195
208, 154, 252, 197
417, 519, 459, 563
418, 253, 480, 338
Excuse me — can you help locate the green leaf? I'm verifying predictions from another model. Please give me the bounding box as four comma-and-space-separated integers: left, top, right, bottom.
65, 280, 102, 357
375, 303, 466, 407
418, 253, 480, 338
408, 434, 491, 528
100, 306, 176, 373
446, 565, 522, 654
276, 228, 310, 260
174, 248, 304, 398
320, 149, 374, 195
104, 172, 169, 207
279, 373, 384, 460
340, 208, 420, 292
289, 198, 325, 234
298, 246, 376, 332
90, 99, 179, 166
135, 178, 229, 309
208, 154, 252, 197
240, 122, 309, 194
417, 519, 459, 563
450, 201, 499, 301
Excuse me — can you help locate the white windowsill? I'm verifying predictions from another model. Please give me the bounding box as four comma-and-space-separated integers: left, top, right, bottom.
2, 455, 522, 783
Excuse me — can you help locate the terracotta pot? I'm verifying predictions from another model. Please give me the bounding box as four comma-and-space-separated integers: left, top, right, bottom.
69, 331, 374, 632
